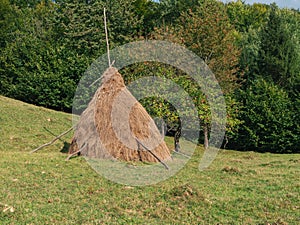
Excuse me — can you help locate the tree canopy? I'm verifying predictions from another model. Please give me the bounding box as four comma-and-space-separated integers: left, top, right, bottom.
0, 0, 299, 152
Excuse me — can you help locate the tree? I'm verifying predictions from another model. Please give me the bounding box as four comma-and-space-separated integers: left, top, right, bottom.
0, 0, 12, 48
0, 0, 145, 111
132, 0, 160, 38
158, 0, 201, 26
9, 0, 48, 8
225, 1, 269, 87
257, 4, 300, 93
229, 5, 300, 153
0, 1, 84, 111
229, 78, 299, 153
257, 6, 300, 152
151, 0, 242, 148
226, 0, 268, 33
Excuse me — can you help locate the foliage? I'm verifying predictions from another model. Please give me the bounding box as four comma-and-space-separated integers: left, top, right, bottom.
0, 0, 143, 111
227, 3, 300, 153
0, 0, 299, 153
226, 0, 268, 33
229, 78, 299, 153
0, 1, 86, 111
257, 4, 300, 94
152, 0, 242, 145
237, 26, 261, 85
133, 0, 160, 38
158, 0, 201, 26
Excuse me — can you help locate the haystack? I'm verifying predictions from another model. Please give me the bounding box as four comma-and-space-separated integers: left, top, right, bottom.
69, 67, 171, 163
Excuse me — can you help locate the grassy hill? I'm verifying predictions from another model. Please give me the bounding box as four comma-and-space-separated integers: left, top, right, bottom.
0, 95, 299, 224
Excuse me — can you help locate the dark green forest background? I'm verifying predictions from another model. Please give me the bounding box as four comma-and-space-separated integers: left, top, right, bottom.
0, 0, 299, 153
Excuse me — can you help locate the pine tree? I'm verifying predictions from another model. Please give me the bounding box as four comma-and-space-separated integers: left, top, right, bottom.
258, 4, 300, 92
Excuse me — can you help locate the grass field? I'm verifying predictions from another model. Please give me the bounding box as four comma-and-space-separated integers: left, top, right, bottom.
0, 95, 299, 224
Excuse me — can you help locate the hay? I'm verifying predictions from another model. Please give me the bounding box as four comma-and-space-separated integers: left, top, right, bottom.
69, 67, 171, 163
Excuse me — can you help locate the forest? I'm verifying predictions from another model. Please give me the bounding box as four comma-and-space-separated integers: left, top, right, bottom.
0, 0, 299, 153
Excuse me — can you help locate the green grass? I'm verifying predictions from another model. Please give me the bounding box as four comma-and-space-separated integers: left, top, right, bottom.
0, 95, 299, 224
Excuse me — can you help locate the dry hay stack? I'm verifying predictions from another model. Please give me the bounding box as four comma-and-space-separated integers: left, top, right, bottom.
69, 67, 171, 163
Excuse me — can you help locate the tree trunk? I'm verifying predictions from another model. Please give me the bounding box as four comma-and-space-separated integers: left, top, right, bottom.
203, 123, 209, 150
174, 126, 181, 152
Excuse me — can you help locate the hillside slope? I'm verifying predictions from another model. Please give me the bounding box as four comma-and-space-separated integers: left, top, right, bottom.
0, 95, 73, 153
0, 96, 299, 224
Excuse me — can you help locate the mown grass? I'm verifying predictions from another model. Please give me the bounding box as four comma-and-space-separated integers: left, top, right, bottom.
0, 96, 299, 224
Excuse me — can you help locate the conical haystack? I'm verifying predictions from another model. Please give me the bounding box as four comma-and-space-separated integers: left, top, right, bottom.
69, 67, 171, 163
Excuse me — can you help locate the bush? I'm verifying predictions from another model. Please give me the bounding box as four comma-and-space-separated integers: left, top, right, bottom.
9, 72, 76, 112
229, 78, 299, 153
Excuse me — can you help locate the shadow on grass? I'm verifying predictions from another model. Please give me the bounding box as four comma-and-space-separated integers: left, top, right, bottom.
60, 141, 70, 154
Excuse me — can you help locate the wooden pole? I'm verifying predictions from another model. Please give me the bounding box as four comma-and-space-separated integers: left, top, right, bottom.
135, 138, 169, 170
89, 8, 112, 88
104, 8, 111, 67
31, 126, 74, 153
65, 143, 87, 161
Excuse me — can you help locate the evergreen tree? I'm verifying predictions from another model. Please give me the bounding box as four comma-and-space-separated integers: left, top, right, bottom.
258, 4, 300, 93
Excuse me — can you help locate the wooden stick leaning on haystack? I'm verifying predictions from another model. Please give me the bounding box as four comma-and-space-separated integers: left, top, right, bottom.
30, 127, 74, 154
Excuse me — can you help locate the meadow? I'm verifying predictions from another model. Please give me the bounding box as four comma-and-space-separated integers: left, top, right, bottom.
0, 96, 299, 224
